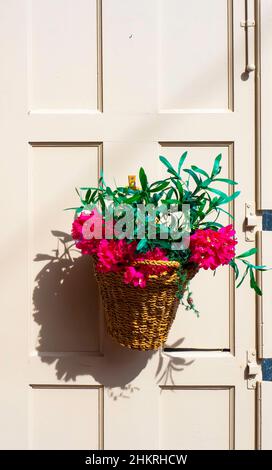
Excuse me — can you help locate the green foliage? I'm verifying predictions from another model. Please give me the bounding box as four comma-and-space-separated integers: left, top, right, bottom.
68, 153, 266, 297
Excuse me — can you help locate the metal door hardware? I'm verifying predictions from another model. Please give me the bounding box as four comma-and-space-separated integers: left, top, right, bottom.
240, 0, 256, 73
245, 202, 262, 242
247, 350, 261, 389
240, 20, 255, 28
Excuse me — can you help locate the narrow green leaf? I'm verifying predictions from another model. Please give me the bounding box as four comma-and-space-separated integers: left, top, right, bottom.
236, 248, 257, 259
212, 178, 238, 185
211, 154, 222, 177
229, 259, 239, 280
191, 165, 209, 178
217, 191, 241, 206
206, 187, 228, 199
183, 168, 201, 186
75, 187, 82, 200
98, 193, 105, 212
125, 193, 142, 203
159, 156, 180, 178
161, 198, 179, 205
149, 181, 170, 192
75, 206, 84, 215
237, 266, 249, 288
172, 179, 184, 201
139, 167, 148, 191
199, 222, 223, 229
201, 178, 212, 188
241, 260, 267, 270
159, 155, 175, 173
89, 189, 98, 203
80, 186, 98, 190
178, 151, 188, 175
250, 268, 262, 295
85, 189, 92, 203
217, 207, 235, 220
64, 207, 80, 211
137, 238, 148, 252
106, 187, 113, 196
166, 187, 174, 200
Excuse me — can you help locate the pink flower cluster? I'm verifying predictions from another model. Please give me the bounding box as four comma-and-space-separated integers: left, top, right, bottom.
71, 211, 170, 288
189, 225, 237, 270
72, 212, 237, 286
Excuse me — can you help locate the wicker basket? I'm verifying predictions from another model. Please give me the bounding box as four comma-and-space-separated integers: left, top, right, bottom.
93, 258, 198, 351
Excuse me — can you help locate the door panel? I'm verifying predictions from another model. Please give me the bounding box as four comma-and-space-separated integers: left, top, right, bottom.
159, 0, 232, 111
160, 387, 234, 450
30, 385, 102, 450
29, 0, 100, 111
0, 0, 258, 449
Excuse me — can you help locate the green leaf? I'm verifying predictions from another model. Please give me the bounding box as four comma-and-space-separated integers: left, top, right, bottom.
64, 207, 80, 211
241, 260, 267, 270
85, 189, 92, 203
159, 156, 176, 174
89, 189, 98, 203
217, 191, 241, 206
201, 178, 212, 188
149, 181, 170, 192
183, 169, 201, 186
217, 207, 234, 220
106, 186, 113, 196
75, 206, 84, 215
229, 259, 239, 280
139, 167, 148, 191
237, 266, 249, 288
191, 165, 209, 178
250, 268, 262, 295
75, 187, 83, 202
161, 198, 179, 205
98, 193, 105, 212
172, 179, 184, 201
212, 178, 238, 185
80, 186, 98, 190
206, 187, 228, 199
211, 154, 222, 177
166, 187, 174, 200
167, 168, 180, 178
178, 151, 188, 175
236, 248, 257, 259
125, 193, 142, 203
136, 238, 148, 252
98, 174, 105, 188
199, 222, 223, 229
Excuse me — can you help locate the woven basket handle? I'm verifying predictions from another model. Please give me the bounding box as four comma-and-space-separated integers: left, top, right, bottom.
132, 259, 180, 269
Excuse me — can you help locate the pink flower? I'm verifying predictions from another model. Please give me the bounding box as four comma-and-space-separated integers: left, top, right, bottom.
135, 247, 171, 276
71, 211, 99, 255
124, 267, 147, 288
71, 212, 94, 240
96, 239, 137, 273
72, 209, 115, 255
189, 225, 237, 270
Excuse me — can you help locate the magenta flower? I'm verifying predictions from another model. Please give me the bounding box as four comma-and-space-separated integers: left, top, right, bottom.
135, 247, 170, 276
96, 239, 137, 273
123, 266, 147, 288
71, 211, 99, 255
189, 225, 237, 270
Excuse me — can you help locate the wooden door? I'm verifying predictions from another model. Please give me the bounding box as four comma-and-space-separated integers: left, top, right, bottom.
0, 0, 260, 449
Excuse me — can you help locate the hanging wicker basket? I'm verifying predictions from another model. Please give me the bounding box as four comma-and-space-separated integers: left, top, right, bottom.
93, 257, 198, 351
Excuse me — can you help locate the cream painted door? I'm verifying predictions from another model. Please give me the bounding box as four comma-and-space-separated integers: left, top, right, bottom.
0, 0, 260, 449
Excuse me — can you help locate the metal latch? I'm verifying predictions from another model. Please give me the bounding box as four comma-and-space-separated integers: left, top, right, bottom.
240, 20, 255, 28
245, 202, 262, 242
247, 350, 261, 389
